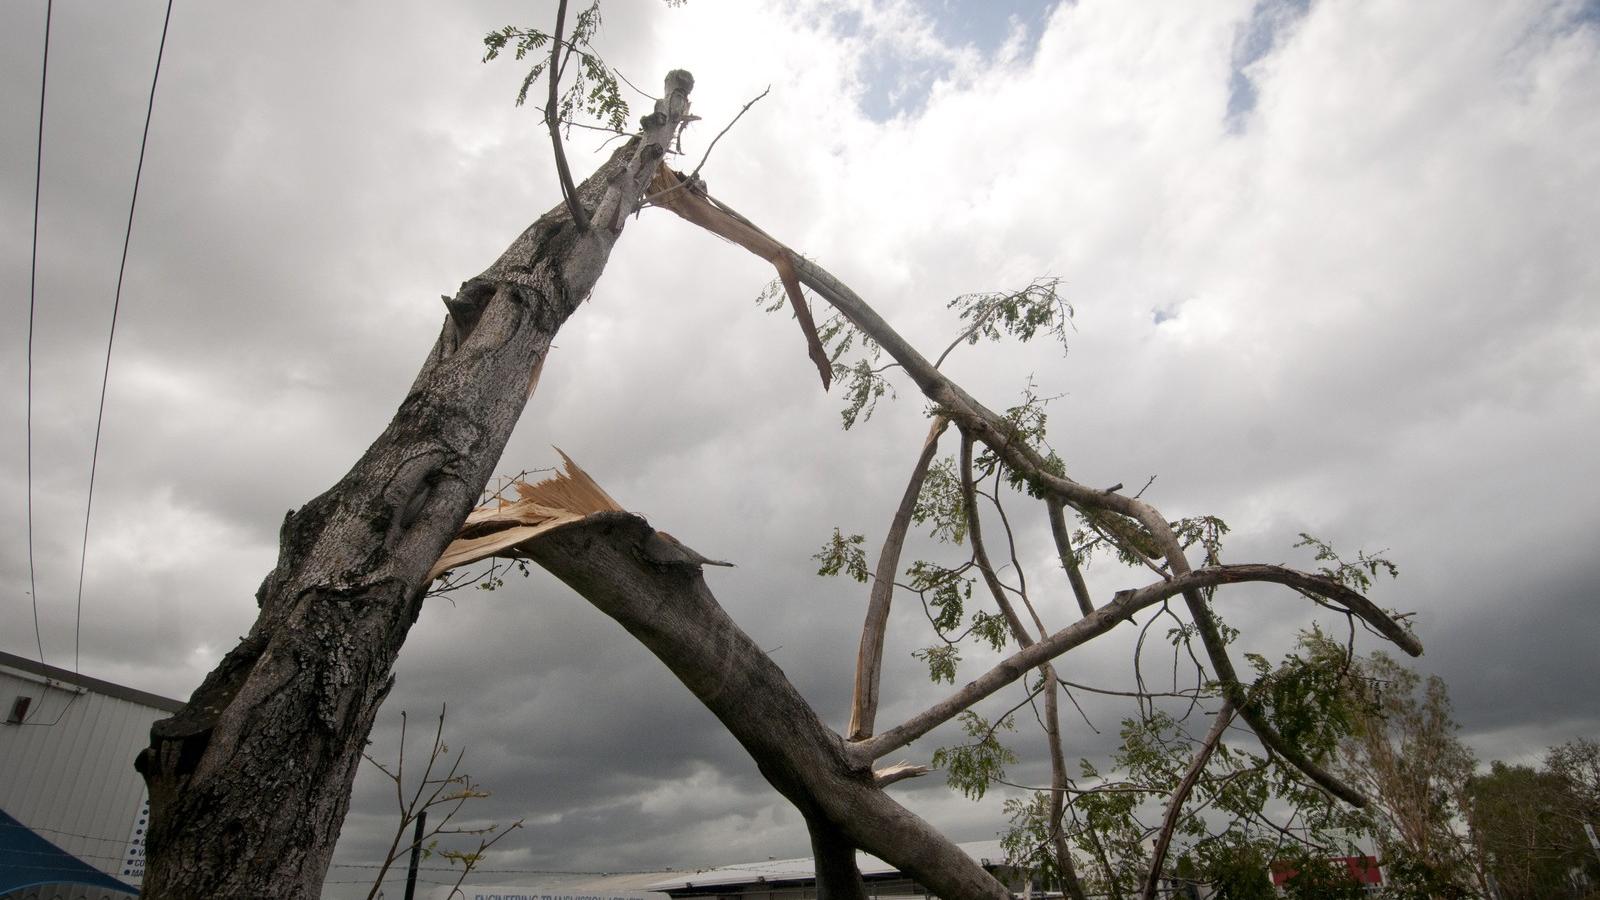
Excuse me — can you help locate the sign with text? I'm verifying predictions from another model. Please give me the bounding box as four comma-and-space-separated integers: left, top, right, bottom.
118, 795, 150, 885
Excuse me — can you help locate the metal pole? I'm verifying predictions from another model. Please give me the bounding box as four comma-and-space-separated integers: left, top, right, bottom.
403, 810, 427, 900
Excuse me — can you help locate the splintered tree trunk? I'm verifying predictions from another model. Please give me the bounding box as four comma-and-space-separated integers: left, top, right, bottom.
134, 72, 696, 900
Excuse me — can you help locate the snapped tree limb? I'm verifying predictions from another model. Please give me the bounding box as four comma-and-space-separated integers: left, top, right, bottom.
644, 174, 1420, 812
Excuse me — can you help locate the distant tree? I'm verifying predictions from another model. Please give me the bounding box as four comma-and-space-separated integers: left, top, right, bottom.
1547, 738, 1600, 840
1470, 756, 1600, 900
1320, 642, 1485, 898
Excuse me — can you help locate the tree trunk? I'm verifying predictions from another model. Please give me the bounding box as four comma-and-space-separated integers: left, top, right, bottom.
134, 72, 697, 900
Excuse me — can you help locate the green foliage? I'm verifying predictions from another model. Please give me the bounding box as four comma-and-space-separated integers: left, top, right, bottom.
835, 357, 894, 429
1470, 760, 1600, 899
1182, 840, 1276, 900
1074, 507, 1167, 567
968, 609, 1010, 652
947, 277, 1072, 355
1247, 628, 1372, 762
974, 379, 1062, 497
812, 528, 867, 582
1175, 514, 1230, 565
932, 711, 1016, 800
1379, 852, 1475, 900
912, 644, 960, 684
483, 1, 630, 133
1312, 634, 1488, 899
1030, 632, 1377, 898
472, 558, 531, 593
912, 457, 968, 543
999, 793, 1054, 882
905, 560, 971, 633
1294, 533, 1399, 592
756, 277, 1069, 432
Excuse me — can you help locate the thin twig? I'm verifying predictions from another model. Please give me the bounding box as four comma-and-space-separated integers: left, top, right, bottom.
613, 66, 658, 102
689, 85, 770, 180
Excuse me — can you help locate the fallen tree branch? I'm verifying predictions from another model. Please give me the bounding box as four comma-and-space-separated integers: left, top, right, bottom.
857, 562, 1419, 763
516, 508, 1013, 900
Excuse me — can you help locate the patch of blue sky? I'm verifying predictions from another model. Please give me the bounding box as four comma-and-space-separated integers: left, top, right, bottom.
926, 0, 1058, 60
847, 0, 1058, 122
1225, 0, 1312, 133
856, 52, 949, 121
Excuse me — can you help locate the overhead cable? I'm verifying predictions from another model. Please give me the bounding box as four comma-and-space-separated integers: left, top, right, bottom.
73, 0, 175, 671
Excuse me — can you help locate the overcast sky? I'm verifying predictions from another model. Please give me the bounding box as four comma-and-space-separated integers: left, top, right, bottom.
3, 0, 1598, 894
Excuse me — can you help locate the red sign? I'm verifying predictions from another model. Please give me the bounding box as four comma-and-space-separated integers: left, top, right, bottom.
1271, 855, 1382, 886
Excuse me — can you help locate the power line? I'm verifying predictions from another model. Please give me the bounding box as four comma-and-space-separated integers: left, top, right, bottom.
26, 0, 54, 669
73, 0, 174, 671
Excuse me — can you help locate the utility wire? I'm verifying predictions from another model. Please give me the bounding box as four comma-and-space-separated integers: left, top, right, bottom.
73, 0, 174, 671
26, 0, 54, 670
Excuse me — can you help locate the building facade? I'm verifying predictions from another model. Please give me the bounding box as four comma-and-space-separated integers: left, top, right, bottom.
0, 650, 184, 899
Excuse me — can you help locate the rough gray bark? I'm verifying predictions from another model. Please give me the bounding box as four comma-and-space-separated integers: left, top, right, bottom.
519, 512, 1015, 900
133, 72, 696, 900
806, 817, 870, 900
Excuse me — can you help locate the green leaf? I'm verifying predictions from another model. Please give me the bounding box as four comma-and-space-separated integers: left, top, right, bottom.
812, 528, 867, 582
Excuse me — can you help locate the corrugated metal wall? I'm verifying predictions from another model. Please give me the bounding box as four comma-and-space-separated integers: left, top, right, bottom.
0, 662, 171, 897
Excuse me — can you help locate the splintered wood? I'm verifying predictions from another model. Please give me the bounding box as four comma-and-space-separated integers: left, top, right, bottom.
427, 449, 623, 580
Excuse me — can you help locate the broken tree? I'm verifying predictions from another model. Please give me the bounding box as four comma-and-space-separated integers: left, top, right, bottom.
137, 45, 1424, 900
134, 71, 698, 900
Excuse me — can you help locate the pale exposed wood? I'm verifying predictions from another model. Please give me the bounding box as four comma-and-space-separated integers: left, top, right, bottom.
873, 761, 931, 787
428, 450, 621, 580
847, 415, 947, 740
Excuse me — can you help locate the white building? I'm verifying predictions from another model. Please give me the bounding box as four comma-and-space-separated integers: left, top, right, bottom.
0, 649, 184, 899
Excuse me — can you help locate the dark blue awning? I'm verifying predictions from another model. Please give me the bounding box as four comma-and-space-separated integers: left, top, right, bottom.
0, 806, 137, 896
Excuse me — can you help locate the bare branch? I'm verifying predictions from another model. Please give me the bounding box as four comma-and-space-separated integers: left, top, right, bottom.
848, 415, 948, 739
1140, 700, 1235, 900
858, 562, 1418, 762
690, 85, 770, 181
1047, 498, 1096, 618
960, 430, 1034, 644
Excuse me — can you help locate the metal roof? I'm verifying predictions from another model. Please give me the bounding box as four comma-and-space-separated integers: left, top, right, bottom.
0, 807, 136, 896
645, 840, 1006, 892
0, 651, 184, 714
